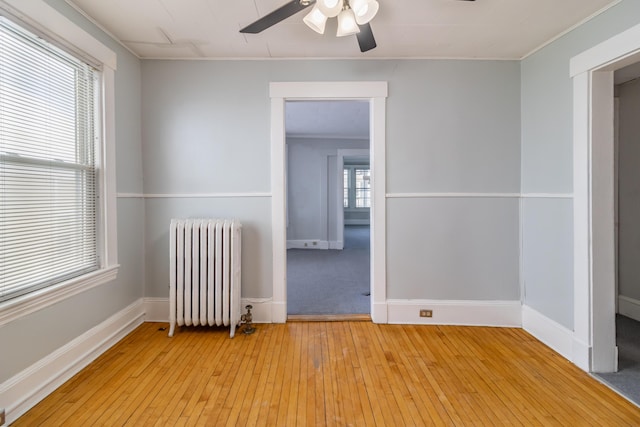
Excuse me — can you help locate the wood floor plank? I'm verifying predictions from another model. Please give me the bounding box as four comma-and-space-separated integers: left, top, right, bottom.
12, 322, 640, 427
348, 322, 390, 425
251, 323, 286, 427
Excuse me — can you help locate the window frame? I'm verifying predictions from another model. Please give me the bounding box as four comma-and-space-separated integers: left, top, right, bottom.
343, 164, 371, 210
0, 0, 118, 326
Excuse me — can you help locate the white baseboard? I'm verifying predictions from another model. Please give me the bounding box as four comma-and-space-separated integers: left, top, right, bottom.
329, 240, 344, 250
287, 240, 329, 250
572, 337, 591, 372
271, 301, 287, 323
143, 297, 168, 322
386, 299, 522, 327
619, 295, 640, 322
0, 299, 145, 425
143, 297, 273, 324
371, 302, 388, 323
241, 298, 272, 323
522, 305, 574, 361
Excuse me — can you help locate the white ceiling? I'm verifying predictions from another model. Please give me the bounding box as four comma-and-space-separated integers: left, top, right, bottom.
66, 0, 618, 60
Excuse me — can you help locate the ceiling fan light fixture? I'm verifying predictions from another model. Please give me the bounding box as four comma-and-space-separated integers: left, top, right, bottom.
350, 0, 379, 25
318, 0, 344, 18
303, 6, 328, 34
336, 7, 360, 37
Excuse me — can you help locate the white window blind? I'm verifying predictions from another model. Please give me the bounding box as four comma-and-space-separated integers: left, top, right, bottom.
0, 17, 99, 303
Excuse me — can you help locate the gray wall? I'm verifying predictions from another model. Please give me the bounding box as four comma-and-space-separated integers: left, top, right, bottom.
617, 78, 640, 302
141, 59, 522, 302
387, 198, 520, 300
287, 137, 369, 242
520, 0, 640, 329
0, 0, 143, 383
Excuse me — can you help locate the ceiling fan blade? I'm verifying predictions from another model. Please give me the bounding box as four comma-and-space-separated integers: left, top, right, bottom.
356, 23, 376, 53
240, 0, 314, 34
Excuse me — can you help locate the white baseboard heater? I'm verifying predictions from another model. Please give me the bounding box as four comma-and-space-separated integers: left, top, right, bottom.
169, 218, 242, 338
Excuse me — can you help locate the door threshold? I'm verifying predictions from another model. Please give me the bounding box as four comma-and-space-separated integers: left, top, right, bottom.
287, 314, 371, 322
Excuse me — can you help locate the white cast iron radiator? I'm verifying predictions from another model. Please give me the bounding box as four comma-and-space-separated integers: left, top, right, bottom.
169, 219, 242, 338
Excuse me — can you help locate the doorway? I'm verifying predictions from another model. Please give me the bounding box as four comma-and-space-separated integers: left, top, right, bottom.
571, 22, 640, 373
285, 101, 371, 316
269, 81, 388, 324
593, 63, 640, 405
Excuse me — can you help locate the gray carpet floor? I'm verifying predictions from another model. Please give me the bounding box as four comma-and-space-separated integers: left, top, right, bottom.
595, 314, 640, 405
287, 225, 370, 315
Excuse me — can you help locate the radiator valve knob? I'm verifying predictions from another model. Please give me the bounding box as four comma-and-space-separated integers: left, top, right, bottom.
241, 305, 256, 335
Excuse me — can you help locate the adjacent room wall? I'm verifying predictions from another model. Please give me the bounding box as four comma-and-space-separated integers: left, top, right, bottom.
141, 59, 521, 303
0, 0, 143, 384
287, 137, 369, 245
617, 77, 640, 319
520, 0, 640, 329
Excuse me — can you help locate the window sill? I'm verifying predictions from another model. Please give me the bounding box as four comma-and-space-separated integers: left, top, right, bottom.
0, 265, 119, 326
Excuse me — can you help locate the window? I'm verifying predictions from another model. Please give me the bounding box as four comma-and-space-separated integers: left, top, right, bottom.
0, 14, 107, 306
344, 165, 370, 209
355, 168, 370, 208
0, 2, 118, 318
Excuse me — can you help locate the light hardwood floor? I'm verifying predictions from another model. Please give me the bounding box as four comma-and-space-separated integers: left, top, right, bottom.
14, 322, 640, 426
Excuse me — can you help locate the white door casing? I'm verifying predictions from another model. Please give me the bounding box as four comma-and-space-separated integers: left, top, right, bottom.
270, 82, 388, 323
571, 22, 640, 372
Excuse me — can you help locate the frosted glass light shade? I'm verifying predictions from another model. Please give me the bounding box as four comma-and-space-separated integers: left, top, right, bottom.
317, 0, 343, 18
336, 8, 360, 37
350, 0, 379, 25
303, 6, 328, 34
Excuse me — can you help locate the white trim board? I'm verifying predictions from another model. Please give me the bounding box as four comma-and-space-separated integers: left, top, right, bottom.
287, 240, 330, 250
387, 192, 520, 199
329, 240, 343, 250
386, 192, 572, 199
270, 81, 388, 324
0, 266, 119, 327
570, 19, 640, 77
520, 193, 573, 199
619, 295, 640, 323
0, 299, 144, 425
522, 305, 574, 362
570, 21, 640, 374
117, 192, 271, 199
386, 300, 522, 327
143, 297, 169, 322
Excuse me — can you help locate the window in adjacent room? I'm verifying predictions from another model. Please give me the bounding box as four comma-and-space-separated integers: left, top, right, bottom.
0, 16, 100, 303
343, 165, 370, 209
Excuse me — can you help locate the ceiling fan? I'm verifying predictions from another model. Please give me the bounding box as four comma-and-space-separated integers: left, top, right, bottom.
240, 0, 378, 53
240, 0, 476, 53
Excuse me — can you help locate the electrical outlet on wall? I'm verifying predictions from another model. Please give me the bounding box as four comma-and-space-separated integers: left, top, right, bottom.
419, 309, 433, 318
